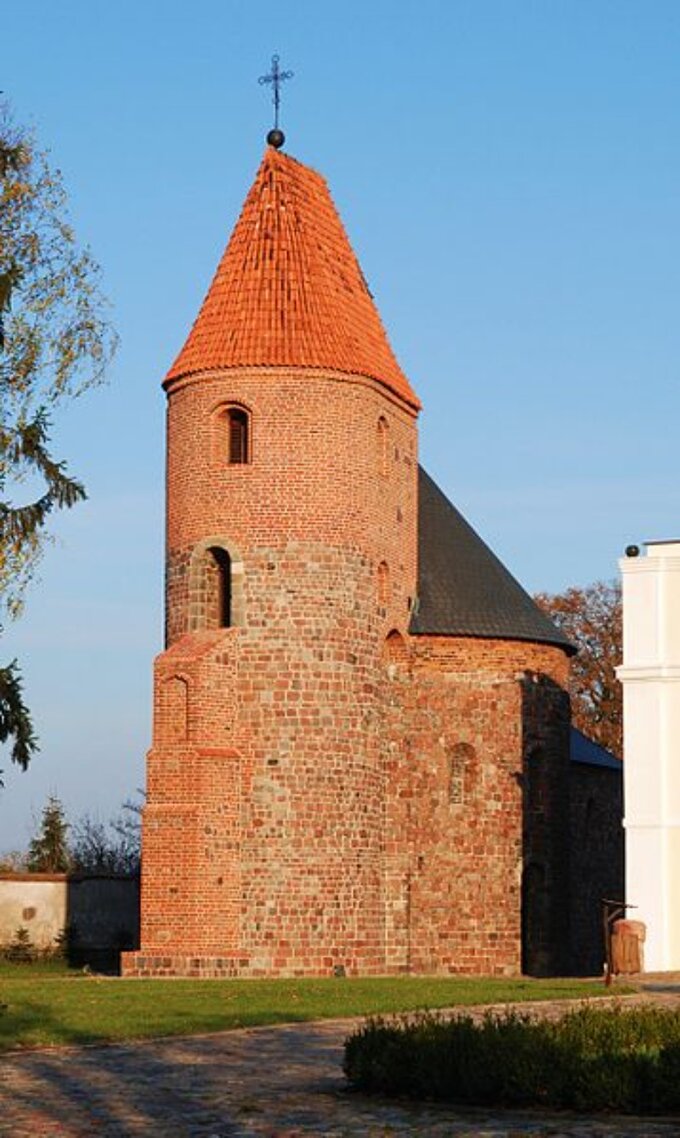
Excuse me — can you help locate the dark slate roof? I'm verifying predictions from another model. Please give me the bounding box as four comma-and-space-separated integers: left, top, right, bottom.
410, 467, 575, 653
570, 727, 622, 770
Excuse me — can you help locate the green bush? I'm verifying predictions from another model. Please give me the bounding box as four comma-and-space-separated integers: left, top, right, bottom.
2, 925, 82, 968
3, 926, 36, 963
52, 923, 79, 962
343, 1004, 680, 1114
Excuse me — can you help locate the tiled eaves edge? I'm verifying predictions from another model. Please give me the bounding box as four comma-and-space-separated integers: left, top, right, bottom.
162, 364, 422, 415
408, 626, 577, 656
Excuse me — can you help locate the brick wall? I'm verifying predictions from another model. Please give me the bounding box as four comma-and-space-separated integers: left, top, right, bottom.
163, 367, 419, 646
128, 626, 572, 978
568, 763, 624, 975
520, 673, 572, 975
378, 637, 571, 977
382, 665, 524, 974
124, 363, 575, 979
125, 367, 420, 976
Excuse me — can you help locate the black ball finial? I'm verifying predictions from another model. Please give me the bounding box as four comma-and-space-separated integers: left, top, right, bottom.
267, 128, 285, 149
625, 544, 640, 558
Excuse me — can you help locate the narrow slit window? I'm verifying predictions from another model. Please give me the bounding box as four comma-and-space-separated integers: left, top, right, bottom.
206, 546, 232, 628
377, 416, 388, 477
228, 409, 249, 464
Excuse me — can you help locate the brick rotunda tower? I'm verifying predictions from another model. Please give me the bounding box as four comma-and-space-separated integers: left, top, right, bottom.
125, 144, 422, 977
124, 141, 574, 979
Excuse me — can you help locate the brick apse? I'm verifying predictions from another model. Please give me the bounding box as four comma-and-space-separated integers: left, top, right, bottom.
123, 144, 621, 978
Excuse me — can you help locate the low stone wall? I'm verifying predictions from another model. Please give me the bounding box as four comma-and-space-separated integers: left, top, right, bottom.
0, 873, 139, 953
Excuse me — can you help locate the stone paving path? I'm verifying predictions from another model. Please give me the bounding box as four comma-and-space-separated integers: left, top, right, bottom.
2, 992, 680, 1137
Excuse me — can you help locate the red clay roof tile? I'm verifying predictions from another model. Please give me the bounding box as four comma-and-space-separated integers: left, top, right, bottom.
166, 147, 420, 409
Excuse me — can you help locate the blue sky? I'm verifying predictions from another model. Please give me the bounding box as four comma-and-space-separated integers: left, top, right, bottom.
1, 0, 678, 848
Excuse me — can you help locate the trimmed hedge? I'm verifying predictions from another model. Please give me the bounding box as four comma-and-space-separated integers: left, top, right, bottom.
344, 1004, 680, 1113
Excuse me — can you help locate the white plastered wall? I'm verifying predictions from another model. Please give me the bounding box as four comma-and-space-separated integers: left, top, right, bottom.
618, 541, 680, 971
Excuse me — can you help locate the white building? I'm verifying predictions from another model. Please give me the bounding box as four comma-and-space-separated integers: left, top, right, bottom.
618, 540, 680, 972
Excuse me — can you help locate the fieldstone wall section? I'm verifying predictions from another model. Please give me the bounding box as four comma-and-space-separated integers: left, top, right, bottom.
378, 638, 570, 977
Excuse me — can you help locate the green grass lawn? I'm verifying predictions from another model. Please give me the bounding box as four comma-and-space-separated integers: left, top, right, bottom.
0, 972, 628, 1051
0, 957, 77, 979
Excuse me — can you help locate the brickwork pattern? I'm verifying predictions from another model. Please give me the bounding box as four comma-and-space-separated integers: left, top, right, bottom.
126, 365, 423, 976
521, 673, 572, 975
126, 144, 581, 978
377, 637, 571, 977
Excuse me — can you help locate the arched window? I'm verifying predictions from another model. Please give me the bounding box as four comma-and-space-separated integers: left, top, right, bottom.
212, 404, 251, 465
187, 538, 244, 632
205, 546, 231, 628
228, 408, 249, 464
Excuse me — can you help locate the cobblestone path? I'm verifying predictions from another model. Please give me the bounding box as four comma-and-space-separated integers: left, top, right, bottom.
2, 992, 680, 1136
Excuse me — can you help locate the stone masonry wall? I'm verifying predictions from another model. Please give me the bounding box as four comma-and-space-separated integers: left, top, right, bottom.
130, 628, 571, 978
382, 666, 524, 974
124, 367, 420, 976
379, 637, 571, 976
520, 672, 572, 975
131, 547, 395, 975
125, 362, 574, 978
163, 368, 419, 647
569, 763, 624, 975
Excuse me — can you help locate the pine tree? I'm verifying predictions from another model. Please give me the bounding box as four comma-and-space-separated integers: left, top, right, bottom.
5, 925, 35, 962
0, 102, 117, 778
27, 795, 71, 872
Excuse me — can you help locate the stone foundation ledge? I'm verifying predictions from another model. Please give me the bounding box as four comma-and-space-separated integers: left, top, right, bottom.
121, 952, 249, 978
121, 951, 401, 978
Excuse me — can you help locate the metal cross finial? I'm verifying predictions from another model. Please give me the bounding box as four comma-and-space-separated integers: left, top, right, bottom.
258, 54, 294, 143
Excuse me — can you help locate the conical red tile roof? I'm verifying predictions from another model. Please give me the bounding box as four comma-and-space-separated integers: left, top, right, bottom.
166, 147, 420, 409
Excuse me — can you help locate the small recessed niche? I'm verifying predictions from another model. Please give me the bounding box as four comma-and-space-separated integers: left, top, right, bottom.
377, 416, 389, 477
377, 561, 390, 607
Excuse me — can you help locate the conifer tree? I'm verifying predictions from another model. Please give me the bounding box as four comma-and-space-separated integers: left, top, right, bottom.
26, 795, 71, 872
0, 102, 116, 778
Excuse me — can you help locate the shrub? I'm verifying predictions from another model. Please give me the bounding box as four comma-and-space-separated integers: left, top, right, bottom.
4, 926, 36, 963
344, 1004, 680, 1114
69, 796, 142, 876
52, 923, 79, 962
